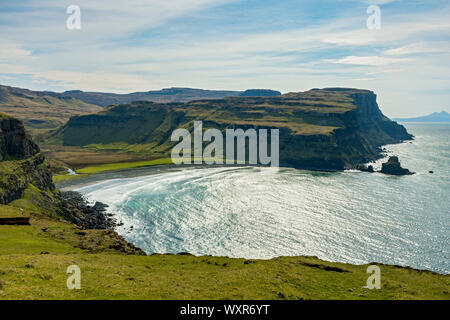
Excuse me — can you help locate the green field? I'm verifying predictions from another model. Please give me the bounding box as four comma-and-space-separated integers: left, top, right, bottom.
2, 252, 449, 300
76, 158, 173, 174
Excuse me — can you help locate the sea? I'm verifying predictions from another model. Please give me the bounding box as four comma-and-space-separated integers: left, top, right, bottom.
67, 123, 449, 274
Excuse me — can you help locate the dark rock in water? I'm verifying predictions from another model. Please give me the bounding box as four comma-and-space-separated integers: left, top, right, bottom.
381, 156, 414, 176
356, 164, 374, 173
429, 171, 434, 174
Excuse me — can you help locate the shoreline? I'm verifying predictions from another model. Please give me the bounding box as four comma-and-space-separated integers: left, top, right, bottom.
54, 155, 390, 191
53, 133, 414, 188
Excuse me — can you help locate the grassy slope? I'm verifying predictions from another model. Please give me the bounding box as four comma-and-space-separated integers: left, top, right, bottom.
0, 185, 449, 300
1, 253, 449, 300
75, 158, 173, 174
45, 90, 356, 151
0, 85, 101, 133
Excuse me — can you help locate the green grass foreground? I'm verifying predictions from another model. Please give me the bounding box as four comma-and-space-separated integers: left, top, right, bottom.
0, 198, 449, 300
1, 252, 449, 300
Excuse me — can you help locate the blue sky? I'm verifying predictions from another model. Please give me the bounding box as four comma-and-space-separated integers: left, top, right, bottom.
0, 0, 449, 116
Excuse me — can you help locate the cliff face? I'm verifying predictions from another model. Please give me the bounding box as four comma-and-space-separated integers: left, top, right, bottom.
0, 114, 40, 161
351, 91, 412, 146
48, 88, 412, 170
0, 113, 145, 255
0, 114, 54, 204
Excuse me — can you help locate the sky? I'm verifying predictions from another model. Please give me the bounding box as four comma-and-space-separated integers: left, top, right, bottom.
0, 0, 449, 117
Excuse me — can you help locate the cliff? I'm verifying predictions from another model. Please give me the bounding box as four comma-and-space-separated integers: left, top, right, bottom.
0, 113, 40, 160
47, 88, 412, 170
0, 113, 144, 254
0, 113, 53, 204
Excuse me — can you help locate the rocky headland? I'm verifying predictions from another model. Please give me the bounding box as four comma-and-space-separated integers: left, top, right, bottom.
47, 88, 413, 171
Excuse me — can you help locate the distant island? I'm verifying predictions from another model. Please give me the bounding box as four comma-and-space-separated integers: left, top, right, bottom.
394, 111, 450, 122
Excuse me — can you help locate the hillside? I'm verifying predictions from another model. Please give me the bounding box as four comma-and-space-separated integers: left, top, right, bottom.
62, 87, 281, 107
0, 85, 102, 132
0, 113, 141, 250
47, 88, 412, 170
394, 111, 450, 122
0, 114, 448, 300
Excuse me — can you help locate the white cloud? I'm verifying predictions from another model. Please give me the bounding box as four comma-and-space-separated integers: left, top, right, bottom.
0, 0, 236, 45
326, 55, 410, 66
322, 18, 450, 46
0, 43, 36, 62
384, 42, 450, 55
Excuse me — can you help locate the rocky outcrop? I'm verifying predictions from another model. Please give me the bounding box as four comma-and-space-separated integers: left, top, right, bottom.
0, 114, 146, 255
0, 113, 40, 161
0, 153, 54, 204
351, 91, 413, 145
356, 164, 375, 173
381, 156, 414, 175
0, 115, 120, 228
0, 114, 53, 204
59, 191, 117, 229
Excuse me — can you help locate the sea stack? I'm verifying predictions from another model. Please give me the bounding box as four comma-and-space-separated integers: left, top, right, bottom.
381, 156, 414, 176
